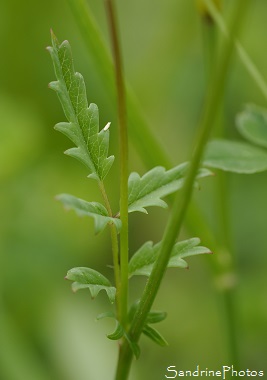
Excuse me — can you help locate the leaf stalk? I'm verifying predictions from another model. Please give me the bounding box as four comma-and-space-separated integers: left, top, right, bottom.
99, 181, 121, 319
105, 0, 129, 328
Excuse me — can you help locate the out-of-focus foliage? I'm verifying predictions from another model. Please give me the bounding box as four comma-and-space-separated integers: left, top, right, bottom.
1, 1, 267, 379
204, 139, 267, 173
204, 105, 267, 173
236, 104, 267, 148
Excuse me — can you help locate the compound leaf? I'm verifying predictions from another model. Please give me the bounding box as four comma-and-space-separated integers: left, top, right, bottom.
142, 324, 168, 347
129, 238, 211, 278
128, 163, 212, 214
65, 267, 116, 304
236, 104, 267, 149
56, 193, 121, 234
48, 31, 114, 181
203, 139, 267, 173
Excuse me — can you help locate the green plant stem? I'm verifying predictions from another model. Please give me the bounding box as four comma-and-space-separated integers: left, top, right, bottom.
187, 199, 240, 368
204, 0, 267, 101
99, 181, 121, 319
105, 0, 129, 328
200, 0, 220, 81
198, 3, 240, 367
115, 2, 244, 378
223, 287, 239, 366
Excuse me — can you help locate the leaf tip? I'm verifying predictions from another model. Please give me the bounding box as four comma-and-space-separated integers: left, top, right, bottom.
48, 81, 60, 92
103, 122, 111, 131
87, 172, 100, 181
46, 45, 52, 54
50, 28, 57, 43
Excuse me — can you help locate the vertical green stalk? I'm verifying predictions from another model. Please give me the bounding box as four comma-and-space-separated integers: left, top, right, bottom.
115, 1, 245, 378
200, 0, 249, 368
99, 181, 121, 319
105, 0, 129, 327
199, 0, 220, 81
203, 0, 267, 102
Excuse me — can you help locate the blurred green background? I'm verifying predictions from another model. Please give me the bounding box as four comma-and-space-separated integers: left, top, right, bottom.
1, 1, 267, 379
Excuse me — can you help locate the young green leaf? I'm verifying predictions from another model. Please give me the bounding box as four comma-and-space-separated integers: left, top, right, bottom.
145, 310, 167, 324
107, 322, 124, 341
128, 301, 167, 353
65, 267, 116, 304
96, 311, 115, 321
96, 313, 124, 341
129, 238, 211, 278
56, 193, 121, 234
128, 301, 167, 325
127, 163, 212, 214
142, 324, 168, 347
96, 311, 139, 356
47, 31, 114, 181
203, 139, 267, 173
236, 104, 267, 149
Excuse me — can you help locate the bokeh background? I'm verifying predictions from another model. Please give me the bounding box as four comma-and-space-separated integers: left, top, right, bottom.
1, 0, 267, 379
